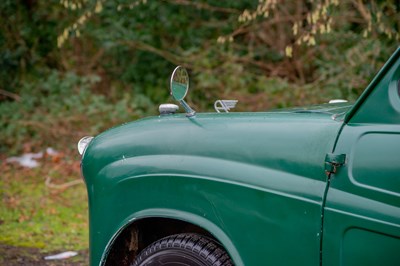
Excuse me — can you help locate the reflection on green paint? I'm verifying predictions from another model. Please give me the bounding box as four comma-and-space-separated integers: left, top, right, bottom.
171, 81, 187, 100
171, 67, 189, 100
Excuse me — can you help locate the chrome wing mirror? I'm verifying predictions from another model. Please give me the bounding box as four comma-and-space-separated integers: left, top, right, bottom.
170, 66, 196, 117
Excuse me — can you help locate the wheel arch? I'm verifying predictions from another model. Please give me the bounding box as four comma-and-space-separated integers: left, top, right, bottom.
101, 209, 244, 266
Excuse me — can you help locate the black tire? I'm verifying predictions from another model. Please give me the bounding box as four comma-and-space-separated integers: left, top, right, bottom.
131, 233, 233, 266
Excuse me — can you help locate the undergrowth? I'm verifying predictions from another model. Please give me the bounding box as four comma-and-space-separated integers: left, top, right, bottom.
0, 71, 157, 155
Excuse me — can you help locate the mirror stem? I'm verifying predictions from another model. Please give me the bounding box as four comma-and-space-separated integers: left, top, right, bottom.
180, 100, 196, 117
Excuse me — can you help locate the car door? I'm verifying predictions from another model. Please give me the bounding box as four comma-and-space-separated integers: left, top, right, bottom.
322, 48, 400, 265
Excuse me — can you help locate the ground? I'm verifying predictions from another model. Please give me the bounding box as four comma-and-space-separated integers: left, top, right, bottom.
0, 244, 88, 265
0, 149, 88, 265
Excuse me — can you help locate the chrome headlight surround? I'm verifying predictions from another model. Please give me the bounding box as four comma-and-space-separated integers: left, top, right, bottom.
77, 136, 94, 156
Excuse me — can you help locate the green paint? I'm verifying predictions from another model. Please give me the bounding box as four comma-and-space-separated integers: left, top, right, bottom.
323, 47, 400, 266
171, 81, 187, 100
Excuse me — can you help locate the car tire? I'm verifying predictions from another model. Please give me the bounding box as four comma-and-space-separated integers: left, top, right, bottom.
131, 233, 233, 266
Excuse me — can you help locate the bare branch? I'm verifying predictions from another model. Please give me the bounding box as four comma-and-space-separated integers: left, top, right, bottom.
0, 89, 21, 101
45, 176, 83, 190
352, 0, 371, 22
164, 0, 240, 14
121, 40, 182, 65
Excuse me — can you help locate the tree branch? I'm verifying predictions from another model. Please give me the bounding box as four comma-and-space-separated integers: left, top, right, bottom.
352, 0, 371, 22
164, 0, 240, 14
0, 89, 21, 101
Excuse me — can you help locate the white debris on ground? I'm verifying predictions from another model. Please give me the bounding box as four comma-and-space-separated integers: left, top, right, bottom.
6, 148, 59, 168
46, 147, 58, 156
44, 251, 78, 260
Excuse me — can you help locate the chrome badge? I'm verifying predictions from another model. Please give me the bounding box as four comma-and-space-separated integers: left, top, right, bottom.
214, 100, 238, 113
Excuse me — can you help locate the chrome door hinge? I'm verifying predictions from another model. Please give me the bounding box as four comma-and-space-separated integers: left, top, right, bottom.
324, 153, 346, 176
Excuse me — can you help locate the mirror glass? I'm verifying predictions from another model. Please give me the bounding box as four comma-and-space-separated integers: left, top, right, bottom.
170, 66, 189, 101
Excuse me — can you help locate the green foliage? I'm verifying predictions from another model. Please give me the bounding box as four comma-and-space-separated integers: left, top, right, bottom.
314, 34, 391, 101
0, 71, 155, 154
0, 0, 66, 92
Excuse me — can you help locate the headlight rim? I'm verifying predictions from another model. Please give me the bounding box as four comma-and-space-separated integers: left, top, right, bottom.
77, 136, 94, 156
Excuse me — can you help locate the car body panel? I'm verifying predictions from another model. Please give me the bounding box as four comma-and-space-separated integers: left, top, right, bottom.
322, 48, 400, 265
82, 112, 343, 265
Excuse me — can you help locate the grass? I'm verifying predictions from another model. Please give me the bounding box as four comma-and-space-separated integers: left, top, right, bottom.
0, 151, 88, 252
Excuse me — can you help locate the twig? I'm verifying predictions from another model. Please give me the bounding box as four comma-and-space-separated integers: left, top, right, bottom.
233, 55, 274, 72
121, 40, 182, 65
87, 48, 105, 70
164, 0, 239, 14
0, 89, 21, 101
45, 176, 83, 189
352, 0, 371, 22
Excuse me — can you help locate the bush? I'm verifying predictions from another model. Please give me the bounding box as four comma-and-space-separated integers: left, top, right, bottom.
0, 71, 156, 154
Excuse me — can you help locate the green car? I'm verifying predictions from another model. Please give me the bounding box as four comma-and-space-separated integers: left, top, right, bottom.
79, 48, 400, 266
